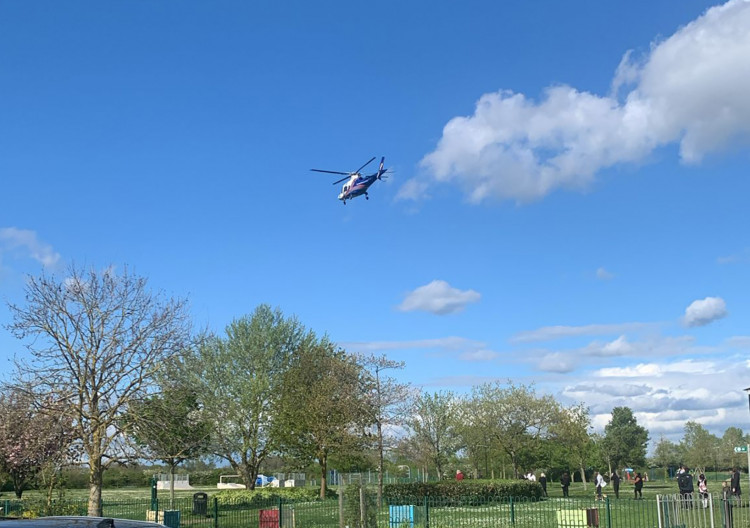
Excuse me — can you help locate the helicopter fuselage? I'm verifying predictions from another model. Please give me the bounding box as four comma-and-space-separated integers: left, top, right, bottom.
338, 174, 378, 202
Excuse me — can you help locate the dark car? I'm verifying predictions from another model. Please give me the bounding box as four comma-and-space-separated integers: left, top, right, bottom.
0, 517, 168, 528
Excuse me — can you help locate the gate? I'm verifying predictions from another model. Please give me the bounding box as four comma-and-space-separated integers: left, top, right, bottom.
657, 493, 747, 528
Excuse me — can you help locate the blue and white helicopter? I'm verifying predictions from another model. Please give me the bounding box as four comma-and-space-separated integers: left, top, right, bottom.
311, 156, 389, 204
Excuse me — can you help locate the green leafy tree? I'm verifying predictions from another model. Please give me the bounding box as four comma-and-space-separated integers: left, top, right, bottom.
466, 382, 559, 478
6, 266, 191, 515
601, 407, 649, 470
680, 421, 719, 472
122, 381, 212, 507
407, 391, 462, 480
275, 339, 374, 498
185, 305, 312, 490
720, 427, 749, 470
551, 403, 594, 487
651, 435, 681, 478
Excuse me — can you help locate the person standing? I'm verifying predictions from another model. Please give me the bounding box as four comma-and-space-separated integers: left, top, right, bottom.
698, 473, 709, 508
539, 472, 548, 497
610, 470, 621, 499
595, 471, 607, 501
634, 472, 644, 499
561, 471, 571, 498
677, 466, 694, 508
730, 467, 741, 505
456, 469, 464, 481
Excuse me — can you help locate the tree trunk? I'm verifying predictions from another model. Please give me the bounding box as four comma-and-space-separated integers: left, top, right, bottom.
169, 463, 176, 510
579, 466, 588, 490
319, 454, 328, 499
377, 420, 384, 509
88, 459, 103, 516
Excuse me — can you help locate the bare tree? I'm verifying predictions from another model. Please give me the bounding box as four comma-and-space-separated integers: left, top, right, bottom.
360, 353, 409, 508
6, 265, 191, 515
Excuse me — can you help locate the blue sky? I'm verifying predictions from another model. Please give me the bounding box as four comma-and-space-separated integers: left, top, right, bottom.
2, 0, 750, 446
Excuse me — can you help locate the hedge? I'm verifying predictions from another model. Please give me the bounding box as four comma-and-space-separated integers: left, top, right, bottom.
214, 486, 337, 507
383, 479, 542, 505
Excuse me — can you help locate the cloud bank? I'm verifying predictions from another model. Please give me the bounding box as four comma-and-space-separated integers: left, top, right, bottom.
406, 0, 750, 203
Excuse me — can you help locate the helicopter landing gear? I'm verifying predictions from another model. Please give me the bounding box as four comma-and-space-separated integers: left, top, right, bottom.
365, 193, 369, 200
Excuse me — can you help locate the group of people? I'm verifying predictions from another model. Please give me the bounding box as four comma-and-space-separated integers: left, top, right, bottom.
677, 465, 743, 508
482, 466, 744, 504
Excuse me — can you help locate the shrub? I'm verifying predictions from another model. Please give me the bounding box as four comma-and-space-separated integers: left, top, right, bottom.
214, 486, 336, 508
383, 479, 542, 506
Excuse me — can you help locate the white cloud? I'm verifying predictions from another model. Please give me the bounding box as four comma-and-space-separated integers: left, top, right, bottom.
596, 267, 614, 280
511, 322, 656, 343
0, 227, 60, 268
409, 0, 750, 203
459, 349, 499, 362
397, 279, 480, 315
683, 296, 728, 327
596, 359, 717, 378
537, 352, 578, 374
342, 336, 496, 363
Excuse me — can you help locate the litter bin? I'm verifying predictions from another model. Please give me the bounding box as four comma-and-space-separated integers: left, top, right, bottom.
259, 509, 279, 528
586, 508, 599, 528
193, 492, 208, 516
163, 510, 181, 528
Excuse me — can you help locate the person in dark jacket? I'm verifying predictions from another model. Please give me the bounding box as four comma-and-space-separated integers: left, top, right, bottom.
539, 472, 548, 496
677, 466, 694, 508
561, 472, 571, 498
634, 472, 644, 499
731, 467, 741, 505
610, 470, 620, 499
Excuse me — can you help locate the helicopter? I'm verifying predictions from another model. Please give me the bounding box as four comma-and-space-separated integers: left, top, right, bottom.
311, 156, 389, 204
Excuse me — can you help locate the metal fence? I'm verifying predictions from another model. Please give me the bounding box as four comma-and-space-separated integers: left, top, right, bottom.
2, 492, 748, 528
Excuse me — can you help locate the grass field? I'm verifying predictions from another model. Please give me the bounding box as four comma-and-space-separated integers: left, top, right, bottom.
3, 479, 745, 528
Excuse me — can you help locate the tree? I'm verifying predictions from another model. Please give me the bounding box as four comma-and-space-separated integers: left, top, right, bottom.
360, 353, 409, 508
466, 382, 559, 478
651, 435, 681, 478
122, 380, 212, 508
407, 391, 462, 480
184, 306, 312, 490
0, 388, 74, 498
680, 421, 718, 472
601, 407, 649, 470
551, 403, 594, 487
275, 339, 374, 499
720, 427, 749, 470
6, 265, 191, 515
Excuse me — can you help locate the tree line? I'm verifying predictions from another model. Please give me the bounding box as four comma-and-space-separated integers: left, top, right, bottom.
1, 266, 748, 515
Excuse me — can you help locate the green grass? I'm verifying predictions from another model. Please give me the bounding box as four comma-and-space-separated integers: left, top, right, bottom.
4, 481, 746, 528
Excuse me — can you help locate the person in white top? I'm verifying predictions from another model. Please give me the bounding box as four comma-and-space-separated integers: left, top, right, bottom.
595, 471, 607, 500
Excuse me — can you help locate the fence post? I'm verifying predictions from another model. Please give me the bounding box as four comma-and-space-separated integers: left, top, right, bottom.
277, 496, 283, 528
510, 496, 515, 525
339, 487, 344, 528
605, 496, 611, 528
359, 487, 365, 528
423, 495, 430, 528
213, 497, 218, 528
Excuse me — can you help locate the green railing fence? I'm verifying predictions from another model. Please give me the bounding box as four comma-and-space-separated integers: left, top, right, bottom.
1, 493, 747, 528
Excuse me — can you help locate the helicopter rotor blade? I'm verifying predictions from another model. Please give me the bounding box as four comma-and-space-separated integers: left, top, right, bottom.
332, 176, 351, 185
311, 168, 350, 175
354, 156, 376, 175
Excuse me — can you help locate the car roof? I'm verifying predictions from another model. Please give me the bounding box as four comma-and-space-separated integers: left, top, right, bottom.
0, 517, 168, 528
